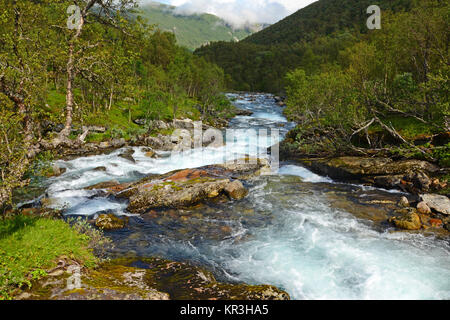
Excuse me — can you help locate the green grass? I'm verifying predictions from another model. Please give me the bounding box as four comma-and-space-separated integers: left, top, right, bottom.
0, 215, 97, 299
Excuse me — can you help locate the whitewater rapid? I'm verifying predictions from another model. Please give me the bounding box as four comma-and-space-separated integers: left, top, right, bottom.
37, 93, 450, 300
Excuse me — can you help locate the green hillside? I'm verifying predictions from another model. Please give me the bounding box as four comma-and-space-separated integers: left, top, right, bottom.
243, 0, 413, 45
138, 2, 262, 50
195, 0, 416, 92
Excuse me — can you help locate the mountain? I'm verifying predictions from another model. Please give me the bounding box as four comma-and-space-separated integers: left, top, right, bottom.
195, 0, 416, 93
243, 0, 413, 46
138, 2, 266, 50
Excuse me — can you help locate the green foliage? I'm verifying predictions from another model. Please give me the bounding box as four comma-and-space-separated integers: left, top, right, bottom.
243, 0, 413, 46
199, 0, 448, 164
0, 215, 97, 299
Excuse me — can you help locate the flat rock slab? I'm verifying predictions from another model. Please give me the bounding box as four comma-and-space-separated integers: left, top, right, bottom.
113, 160, 268, 213
421, 194, 450, 215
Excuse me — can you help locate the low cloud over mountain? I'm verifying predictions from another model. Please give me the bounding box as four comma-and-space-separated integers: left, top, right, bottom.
140, 0, 317, 28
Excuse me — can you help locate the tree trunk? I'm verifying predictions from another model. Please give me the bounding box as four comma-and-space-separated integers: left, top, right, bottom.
61, 15, 85, 137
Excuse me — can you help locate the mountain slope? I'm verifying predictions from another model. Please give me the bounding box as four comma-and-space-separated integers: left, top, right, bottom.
243, 0, 413, 45
138, 2, 263, 50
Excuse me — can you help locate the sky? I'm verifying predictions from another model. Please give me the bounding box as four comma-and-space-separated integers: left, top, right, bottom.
139, 0, 318, 28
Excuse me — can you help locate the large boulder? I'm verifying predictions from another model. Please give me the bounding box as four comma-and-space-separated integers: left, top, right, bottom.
127, 176, 231, 213
298, 157, 439, 194
117, 161, 270, 213
420, 194, 450, 215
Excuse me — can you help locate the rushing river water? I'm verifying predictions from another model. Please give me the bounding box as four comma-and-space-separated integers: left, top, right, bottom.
33, 93, 450, 300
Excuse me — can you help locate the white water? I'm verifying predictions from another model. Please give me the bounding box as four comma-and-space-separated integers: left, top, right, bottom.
38, 93, 450, 300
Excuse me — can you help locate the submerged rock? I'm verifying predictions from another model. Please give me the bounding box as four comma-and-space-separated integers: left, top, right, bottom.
95, 214, 128, 230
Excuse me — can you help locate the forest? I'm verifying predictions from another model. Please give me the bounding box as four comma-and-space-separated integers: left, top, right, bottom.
0, 0, 233, 209
196, 0, 449, 167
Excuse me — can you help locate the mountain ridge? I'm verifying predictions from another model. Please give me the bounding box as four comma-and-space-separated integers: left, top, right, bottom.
138, 2, 267, 50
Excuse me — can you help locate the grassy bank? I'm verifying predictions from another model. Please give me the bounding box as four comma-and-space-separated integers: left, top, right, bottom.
0, 215, 99, 300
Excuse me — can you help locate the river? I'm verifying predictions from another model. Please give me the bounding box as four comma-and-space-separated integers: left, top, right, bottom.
33, 93, 450, 300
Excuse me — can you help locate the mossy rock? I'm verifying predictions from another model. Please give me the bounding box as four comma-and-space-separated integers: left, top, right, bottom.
21, 258, 289, 300
392, 209, 422, 230
94, 214, 128, 230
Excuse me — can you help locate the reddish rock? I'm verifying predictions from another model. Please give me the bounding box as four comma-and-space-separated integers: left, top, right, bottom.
429, 219, 443, 228
165, 169, 208, 182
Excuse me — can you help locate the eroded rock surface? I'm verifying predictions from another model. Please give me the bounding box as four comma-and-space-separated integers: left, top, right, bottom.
295, 156, 441, 194
20, 258, 289, 300
109, 160, 268, 214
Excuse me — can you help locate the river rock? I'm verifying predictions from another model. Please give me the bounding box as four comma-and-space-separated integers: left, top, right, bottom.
215, 158, 271, 178
392, 209, 422, 230
224, 180, 248, 200
46, 164, 67, 177
235, 109, 254, 116
93, 166, 107, 172
142, 147, 156, 158
127, 176, 231, 213
20, 257, 289, 300
85, 180, 120, 190
420, 194, 450, 215
172, 118, 195, 130
296, 157, 439, 193
416, 201, 432, 215
95, 214, 128, 230
118, 148, 136, 163
398, 196, 410, 207
118, 161, 271, 213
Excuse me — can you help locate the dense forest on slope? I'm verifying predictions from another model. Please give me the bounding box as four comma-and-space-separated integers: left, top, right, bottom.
0, 0, 234, 208
195, 0, 416, 93
138, 2, 259, 50
196, 0, 449, 169
243, 0, 413, 45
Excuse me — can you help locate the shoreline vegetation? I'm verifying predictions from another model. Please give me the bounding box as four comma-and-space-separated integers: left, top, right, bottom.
1, 0, 449, 300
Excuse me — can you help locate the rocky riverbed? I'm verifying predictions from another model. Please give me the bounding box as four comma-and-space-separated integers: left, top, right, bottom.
15, 93, 450, 300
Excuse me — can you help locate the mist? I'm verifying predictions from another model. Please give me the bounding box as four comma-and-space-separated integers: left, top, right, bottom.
139, 0, 318, 28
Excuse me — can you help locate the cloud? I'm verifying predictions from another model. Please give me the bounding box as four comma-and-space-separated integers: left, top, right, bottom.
139, 0, 318, 28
